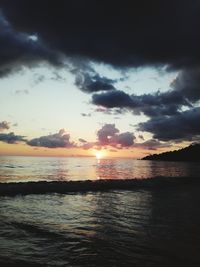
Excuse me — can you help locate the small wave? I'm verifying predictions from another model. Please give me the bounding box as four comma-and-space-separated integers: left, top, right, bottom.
4, 165, 16, 168
4, 165, 24, 169
0, 176, 200, 196
8, 221, 67, 240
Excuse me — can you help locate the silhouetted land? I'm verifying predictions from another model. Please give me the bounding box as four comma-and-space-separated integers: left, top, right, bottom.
142, 143, 200, 162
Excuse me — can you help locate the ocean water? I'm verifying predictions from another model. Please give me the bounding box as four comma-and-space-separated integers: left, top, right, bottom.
0, 156, 200, 183
0, 156, 200, 266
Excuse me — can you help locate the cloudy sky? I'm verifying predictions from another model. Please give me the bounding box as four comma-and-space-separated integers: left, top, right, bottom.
0, 0, 200, 158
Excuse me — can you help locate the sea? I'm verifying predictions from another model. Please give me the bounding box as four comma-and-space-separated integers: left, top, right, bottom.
0, 156, 200, 266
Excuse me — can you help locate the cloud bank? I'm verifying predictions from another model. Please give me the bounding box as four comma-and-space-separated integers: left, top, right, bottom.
27, 129, 75, 148
0, 125, 174, 152
1, 0, 200, 69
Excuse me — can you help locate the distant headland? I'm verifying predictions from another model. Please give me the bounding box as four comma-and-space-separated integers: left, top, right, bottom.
142, 143, 200, 162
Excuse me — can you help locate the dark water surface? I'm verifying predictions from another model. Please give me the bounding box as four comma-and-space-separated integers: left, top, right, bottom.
0, 156, 200, 266
1, 188, 200, 266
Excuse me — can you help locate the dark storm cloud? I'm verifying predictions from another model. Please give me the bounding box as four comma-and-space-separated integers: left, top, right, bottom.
27, 129, 75, 148
1, 0, 200, 69
0, 0, 200, 109
0, 9, 61, 76
138, 107, 200, 141
0, 121, 10, 131
0, 132, 26, 143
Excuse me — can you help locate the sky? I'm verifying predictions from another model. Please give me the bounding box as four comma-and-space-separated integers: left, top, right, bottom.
0, 0, 200, 158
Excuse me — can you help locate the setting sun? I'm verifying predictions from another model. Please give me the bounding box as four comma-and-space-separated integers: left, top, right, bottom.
95, 151, 104, 159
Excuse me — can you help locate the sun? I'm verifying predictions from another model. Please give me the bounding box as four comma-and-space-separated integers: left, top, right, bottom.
95, 151, 104, 159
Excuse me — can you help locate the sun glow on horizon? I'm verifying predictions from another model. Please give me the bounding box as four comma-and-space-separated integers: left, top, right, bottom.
95, 151, 105, 159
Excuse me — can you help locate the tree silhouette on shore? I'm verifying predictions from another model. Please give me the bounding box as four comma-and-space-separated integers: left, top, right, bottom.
142, 143, 200, 162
